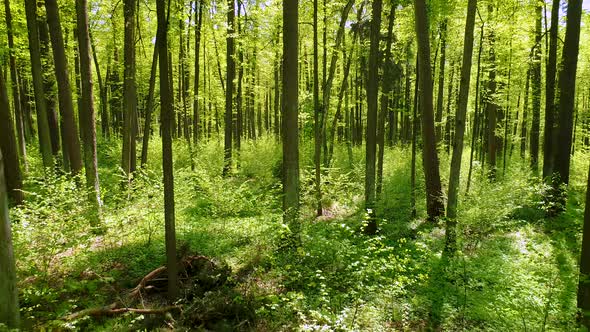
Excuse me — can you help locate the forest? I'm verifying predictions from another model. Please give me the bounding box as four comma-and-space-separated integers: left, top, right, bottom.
1, 0, 590, 330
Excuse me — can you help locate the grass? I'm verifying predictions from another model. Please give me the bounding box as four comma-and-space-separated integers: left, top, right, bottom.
7, 135, 588, 331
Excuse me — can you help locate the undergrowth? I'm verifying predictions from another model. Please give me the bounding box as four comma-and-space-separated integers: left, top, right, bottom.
8, 137, 588, 331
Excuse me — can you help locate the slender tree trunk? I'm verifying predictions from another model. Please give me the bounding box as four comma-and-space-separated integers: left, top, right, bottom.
377, 4, 397, 197
0, 150, 19, 329
466, 23, 484, 194
411, 59, 419, 218
38, 18, 61, 160
364, 0, 382, 234
313, 0, 322, 216
4, 0, 26, 169
156, 0, 178, 301
282, 0, 300, 240
45, 0, 83, 176
223, 0, 235, 176
486, 4, 498, 179
543, 0, 560, 179
76, 0, 102, 218
90, 33, 109, 139
140, 38, 158, 167
320, 0, 355, 167
122, 0, 138, 178
521, 68, 531, 159
579, 161, 590, 329
553, 0, 582, 186
24, 0, 53, 169
435, 19, 447, 145
414, 0, 445, 220
445, 0, 477, 254
0, 71, 24, 204
193, 0, 203, 145
530, 3, 542, 173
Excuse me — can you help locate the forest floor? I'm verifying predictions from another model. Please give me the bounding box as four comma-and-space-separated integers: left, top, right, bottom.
8, 136, 588, 331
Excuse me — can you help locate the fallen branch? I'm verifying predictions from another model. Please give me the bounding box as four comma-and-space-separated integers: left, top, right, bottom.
64, 304, 181, 321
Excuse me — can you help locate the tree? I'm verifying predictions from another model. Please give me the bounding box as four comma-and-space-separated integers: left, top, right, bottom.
193, 0, 204, 144
446, 0, 477, 253
553, 0, 582, 187
282, 0, 300, 240
579, 160, 590, 330
0, 70, 24, 205
122, 0, 138, 178
76, 0, 102, 216
542, 0, 560, 179
24, 0, 53, 169
530, 2, 542, 173
414, 0, 445, 219
313, 0, 322, 216
3, 0, 26, 169
224, 0, 235, 176
0, 150, 20, 329
485, 4, 498, 179
45, 0, 83, 176
156, 0, 179, 300
140, 37, 159, 167
435, 19, 448, 145
364, 0, 382, 234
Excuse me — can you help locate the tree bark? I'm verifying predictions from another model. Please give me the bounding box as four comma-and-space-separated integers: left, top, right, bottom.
24, 0, 53, 169
76, 0, 102, 218
377, 4, 397, 197
0, 70, 24, 204
4, 0, 26, 170
223, 0, 235, 176
122, 0, 138, 178
45, 0, 83, 176
313, 0, 322, 216
446, 0, 477, 253
156, 0, 178, 301
530, 3, 542, 173
282, 0, 300, 239
193, 0, 204, 144
364, 0, 382, 234
435, 19, 447, 145
0, 150, 20, 329
542, 0, 560, 179
140, 37, 158, 167
553, 0, 582, 186
414, 0, 445, 220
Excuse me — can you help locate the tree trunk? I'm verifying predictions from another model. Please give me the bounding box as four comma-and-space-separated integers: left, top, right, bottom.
223, 0, 235, 176
446, 0, 477, 253
435, 19, 447, 145
38, 18, 61, 160
193, 0, 203, 145
414, 0, 445, 220
313, 0, 322, 216
0, 71, 24, 205
466, 23, 484, 194
282, 0, 300, 239
542, 0, 560, 179
578, 161, 590, 329
45, 0, 83, 176
0, 150, 20, 329
364, 0, 382, 234
485, 4, 498, 179
76, 0, 102, 219
90, 33, 109, 139
140, 37, 158, 167
377, 4, 397, 197
530, 3, 542, 173
4, 0, 27, 170
521, 68, 530, 159
156, 0, 178, 301
122, 0, 138, 178
553, 0, 582, 186
24, 0, 53, 169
